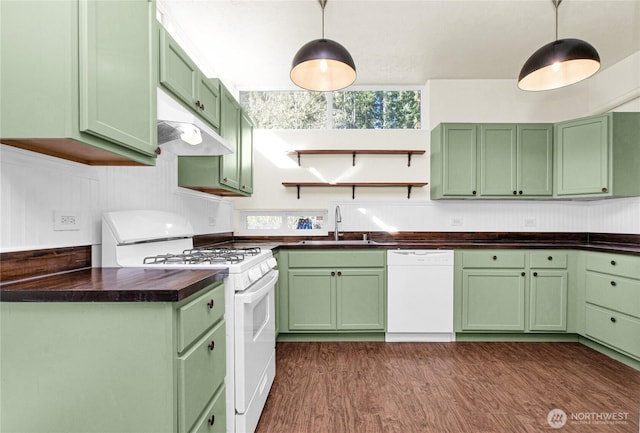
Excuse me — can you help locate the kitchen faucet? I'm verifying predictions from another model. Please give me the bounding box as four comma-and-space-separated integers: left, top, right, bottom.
334, 205, 342, 241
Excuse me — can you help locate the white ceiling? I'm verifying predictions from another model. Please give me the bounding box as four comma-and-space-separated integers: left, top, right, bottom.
159, 0, 640, 90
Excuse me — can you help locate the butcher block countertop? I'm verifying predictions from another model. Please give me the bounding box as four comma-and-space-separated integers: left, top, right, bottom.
0, 267, 228, 302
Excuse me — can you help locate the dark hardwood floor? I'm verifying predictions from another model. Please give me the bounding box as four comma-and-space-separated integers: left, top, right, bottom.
255, 342, 640, 433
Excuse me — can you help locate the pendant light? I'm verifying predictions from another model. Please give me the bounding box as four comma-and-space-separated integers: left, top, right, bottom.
518, 0, 600, 91
290, 0, 356, 92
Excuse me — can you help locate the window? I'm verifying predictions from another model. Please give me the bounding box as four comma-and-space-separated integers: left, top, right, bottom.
241, 210, 328, 236
239, 89, 421, 130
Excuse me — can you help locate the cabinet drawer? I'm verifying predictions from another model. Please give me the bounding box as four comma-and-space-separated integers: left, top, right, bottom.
289, 250, 385, 268
586, 272, 640, 318
585, 305, 640, 359
586, 253, 640, 279
178, 320, 226, 433
177, 282, 225, 352
530, 252, 567, 269
191, 385, 226, 433
461, 251, 525, 268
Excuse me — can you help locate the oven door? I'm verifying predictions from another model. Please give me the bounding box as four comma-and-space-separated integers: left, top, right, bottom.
234, 268, 278, 413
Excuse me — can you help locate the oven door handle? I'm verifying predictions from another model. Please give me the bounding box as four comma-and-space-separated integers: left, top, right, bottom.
238, 270, 278, 304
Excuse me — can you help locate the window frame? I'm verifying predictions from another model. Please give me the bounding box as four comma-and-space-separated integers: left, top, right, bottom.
239, 210, 329, 237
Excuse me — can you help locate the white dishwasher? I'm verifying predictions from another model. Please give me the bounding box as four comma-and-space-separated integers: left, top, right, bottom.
386, 249, 455, 342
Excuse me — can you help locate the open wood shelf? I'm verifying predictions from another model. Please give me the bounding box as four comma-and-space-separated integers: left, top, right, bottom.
287, 149, 426, 167
282, 182, 428, 199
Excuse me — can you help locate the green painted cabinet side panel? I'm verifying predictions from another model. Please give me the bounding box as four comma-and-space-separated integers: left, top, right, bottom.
337, 269, 386, 330
555, 115, 609, 196
0, 302, 176, 433
462, 270, 526, 331
178, 320, 226, 433
288, 269, 336, 330
479, 124, 517, 196
517, 124, 553, 196
220, 85, 241, 190
529, 271, 568, 331
159, 26, 199, 110
611, 112, 640, 196
288, 249, 385, 268
585, 305, 640, 359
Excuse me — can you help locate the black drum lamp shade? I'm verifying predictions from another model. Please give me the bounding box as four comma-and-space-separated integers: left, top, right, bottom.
518, 0, 600, 91
290, 0, 356, 91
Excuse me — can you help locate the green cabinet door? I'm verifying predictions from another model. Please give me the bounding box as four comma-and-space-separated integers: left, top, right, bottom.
555, 115, 609, 196
159, 26, 199, 112
0, 0, 157, 165
337, 269, 385, 330
239, 112, 254, 194
219, 85, 241, 190
517, 124, 553, 196
479, 124, 517, 196
288, 269, 336, 330
462, 270, 526, 331
197, 77, 221, 130
79, 0, 156, 156
430, 123, 477, 198
529, 270, 567, 331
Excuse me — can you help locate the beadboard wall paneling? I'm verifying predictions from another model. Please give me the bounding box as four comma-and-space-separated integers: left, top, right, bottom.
0, 145, 234, 253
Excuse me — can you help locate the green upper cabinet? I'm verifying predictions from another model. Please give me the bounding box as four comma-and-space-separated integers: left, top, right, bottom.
159, 27, 220, 131
177, 84, 253, 197
0, 0, 157, 166
430, 123, 478, 198
476, 123, 553, 197
219, 85, 242, 190
555, 112, 640, 198
517, 124, 554, 196
239, 112, 254, 194
479, 124, 517, 196
432, 123, 552, 199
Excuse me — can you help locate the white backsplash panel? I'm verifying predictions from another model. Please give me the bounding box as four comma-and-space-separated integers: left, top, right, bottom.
0, 144, 234, 252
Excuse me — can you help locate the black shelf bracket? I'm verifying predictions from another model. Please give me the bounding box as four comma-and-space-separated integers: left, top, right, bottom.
352, 152, 357, 166
296, 152, 301, 166
407, 152, 413, 167
296, 184, 301, 199
407, 185, 413, 199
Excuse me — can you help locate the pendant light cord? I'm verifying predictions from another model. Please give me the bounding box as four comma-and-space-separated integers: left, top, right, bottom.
553, 0, 562, 41
319, 0, 327, 39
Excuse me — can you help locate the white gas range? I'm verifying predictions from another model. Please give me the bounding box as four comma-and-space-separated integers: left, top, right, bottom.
101, 210, 277, 433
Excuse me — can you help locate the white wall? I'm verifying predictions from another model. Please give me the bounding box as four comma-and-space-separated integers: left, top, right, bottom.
0, 145, 233, 253
233, 51, 640, 235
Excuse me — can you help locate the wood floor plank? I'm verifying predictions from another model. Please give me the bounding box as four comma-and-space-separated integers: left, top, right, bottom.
255, 342, 640, 433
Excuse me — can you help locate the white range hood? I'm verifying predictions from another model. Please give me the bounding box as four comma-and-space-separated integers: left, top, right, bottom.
157, 88, 233, 156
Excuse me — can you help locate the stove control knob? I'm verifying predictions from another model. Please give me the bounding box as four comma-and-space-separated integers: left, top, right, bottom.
248, 268, 262, 282
267, 258, 277, 268
260, 262, 270, 273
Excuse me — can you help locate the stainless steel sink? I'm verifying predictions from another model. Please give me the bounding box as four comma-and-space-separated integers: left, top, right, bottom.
296, 240, 395, 246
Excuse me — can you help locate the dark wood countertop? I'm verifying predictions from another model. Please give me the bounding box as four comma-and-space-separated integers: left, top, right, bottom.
0, 267, 228, 302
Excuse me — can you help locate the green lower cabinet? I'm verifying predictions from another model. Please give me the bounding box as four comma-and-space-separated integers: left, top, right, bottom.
289, 269, 336, 330
457, 250, 571, 334
585, 305, 640, 359
0, 282, 226, 433
288, 268, 385, 331
282, 250, 386, 334
462, 270, 526, 331
529, 270, 568, 331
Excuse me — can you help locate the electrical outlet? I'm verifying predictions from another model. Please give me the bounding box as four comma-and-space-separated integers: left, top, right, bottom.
524, 217, 537, 227
54, 211, 80, 231
450, 217, 464, 227
208, 216, 217, 227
